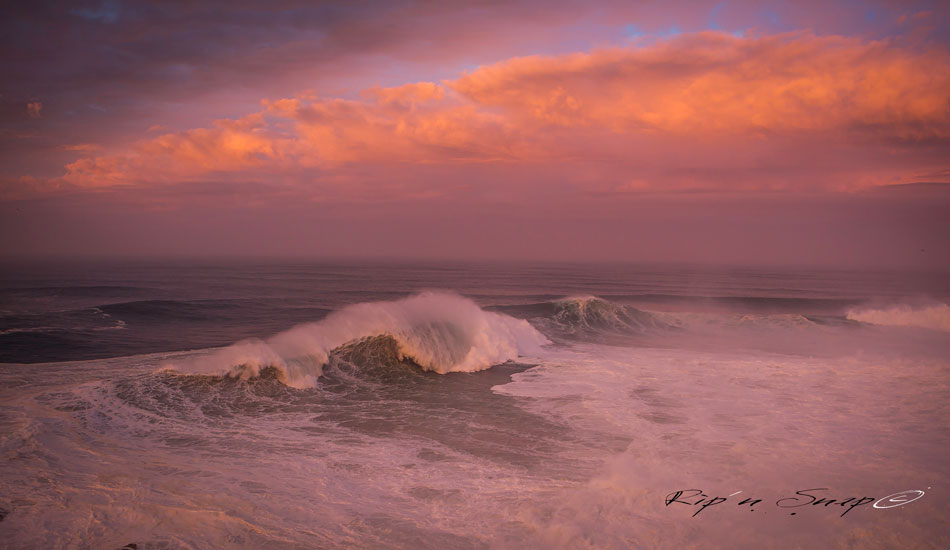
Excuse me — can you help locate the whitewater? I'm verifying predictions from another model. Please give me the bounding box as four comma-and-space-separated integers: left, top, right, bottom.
168, 292, 550, 388
0, 261, 947, 549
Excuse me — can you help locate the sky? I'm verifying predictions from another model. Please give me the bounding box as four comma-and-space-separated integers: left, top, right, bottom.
1, 0, 948, 267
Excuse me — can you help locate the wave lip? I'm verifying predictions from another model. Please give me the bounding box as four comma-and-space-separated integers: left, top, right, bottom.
846, 303, 950, 332
164, 292, 550, 388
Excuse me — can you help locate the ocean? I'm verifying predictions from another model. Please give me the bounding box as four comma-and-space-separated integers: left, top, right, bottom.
0, 260, 948, 549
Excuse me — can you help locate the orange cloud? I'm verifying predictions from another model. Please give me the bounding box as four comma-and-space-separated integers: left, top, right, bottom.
64, 114, 292, 188
62, 143, 102, 152
266, 84, 523, 165
26, 101, 42, 118
139, 114, 283, 171
50, 32, 949, 197
452, 32, 950, 140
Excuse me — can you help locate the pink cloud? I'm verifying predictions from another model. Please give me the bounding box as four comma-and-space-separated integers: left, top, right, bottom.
41, 32, 948, 200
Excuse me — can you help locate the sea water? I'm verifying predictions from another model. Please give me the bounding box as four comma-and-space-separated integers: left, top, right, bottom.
0, 261, 947, 549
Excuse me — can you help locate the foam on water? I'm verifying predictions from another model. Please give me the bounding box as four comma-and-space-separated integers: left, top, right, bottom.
2, 264, 948, 549
491, 341, 949, 549
847, 302, 950, 332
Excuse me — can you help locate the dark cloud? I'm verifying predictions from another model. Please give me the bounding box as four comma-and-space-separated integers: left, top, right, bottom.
3, 1, 943, 124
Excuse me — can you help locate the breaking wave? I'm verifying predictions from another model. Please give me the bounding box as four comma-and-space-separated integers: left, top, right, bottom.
164, 292, 550, 388
550, 296, 664, 332
495, 296, 666, 340
846, 303, 950, 332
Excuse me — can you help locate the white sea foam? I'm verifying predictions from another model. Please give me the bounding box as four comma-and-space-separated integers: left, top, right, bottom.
847, 303, 950, 332
164, 292, 550, 388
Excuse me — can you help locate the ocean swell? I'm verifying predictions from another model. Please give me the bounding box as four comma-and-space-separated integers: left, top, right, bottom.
164, 292, 550, 388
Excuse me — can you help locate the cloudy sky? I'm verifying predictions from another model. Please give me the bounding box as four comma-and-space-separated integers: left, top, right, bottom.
1, 0, 948, 266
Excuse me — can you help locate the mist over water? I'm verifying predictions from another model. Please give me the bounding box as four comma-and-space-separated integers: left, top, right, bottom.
1, 261, 948, 549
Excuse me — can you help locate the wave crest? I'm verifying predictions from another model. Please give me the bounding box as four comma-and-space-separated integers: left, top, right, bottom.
549, 296, 664, 334
846, 303, 950, 332
163, 292, 550, 388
